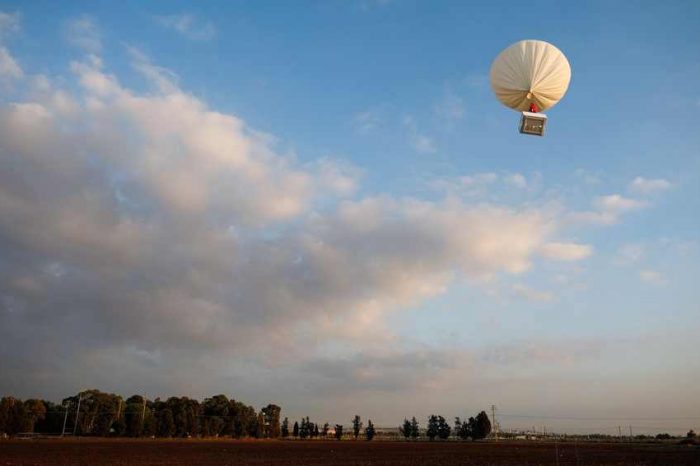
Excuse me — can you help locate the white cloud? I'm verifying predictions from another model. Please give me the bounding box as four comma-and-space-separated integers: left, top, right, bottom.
352, 108, 382, 135
65, 15, 101, 52
411, 133, 436, 154
404, 115, 437, 154
157, 14, 216, 41
0, 53, 571, 353
512, 284, 554, 302
504, 173, 527, 189
614, 243, 644, 265
435, 88, 464, 123
629, 177, 672, 195
639, 269, 665, 285
539, 242, 593, 261
0, 49, 637, 407
0, 11, 20, 37
568, 194, 649, 226
0, 46, 22, 80
594, 194, 648, 213
573, 168, 602, 185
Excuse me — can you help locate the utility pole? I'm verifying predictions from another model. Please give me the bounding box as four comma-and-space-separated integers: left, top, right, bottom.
491, 405, 498, 441
73, 393, 82, 435
141, 395, 147, 435
61, 401, 70, 437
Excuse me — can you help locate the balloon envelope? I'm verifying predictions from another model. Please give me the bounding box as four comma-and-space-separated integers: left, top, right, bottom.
490, 40, 571, 112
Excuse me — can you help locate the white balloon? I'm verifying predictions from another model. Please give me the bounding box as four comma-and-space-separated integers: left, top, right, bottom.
490, 40, 571, 112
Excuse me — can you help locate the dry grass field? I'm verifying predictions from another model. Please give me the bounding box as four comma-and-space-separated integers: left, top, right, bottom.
1, 438, 699, 466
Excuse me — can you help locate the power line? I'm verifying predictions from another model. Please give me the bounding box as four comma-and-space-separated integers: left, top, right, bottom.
499, 413, 700, 421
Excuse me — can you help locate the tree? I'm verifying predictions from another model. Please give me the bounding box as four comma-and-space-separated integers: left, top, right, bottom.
410, 417, 420, 440
293, 421, 299, 438
299, 417, 310, 439
322, 422, 329, 437
124, 396, 147, 437
61, 389, 123, 436
261, 404, 281, 438
457, 416, 472, 440
437, 416, 451, 440
365, 420, 376, 441
352, 415, 362, 440
400, 418, 412, 440
156, 407, 175, 437
0, 397, 31, 436
201, 395, 228, 437
687, 430, 697, 439
313, 423, 320, 438
34, 401, 66, 434
427, 415, 439, 441
23, 399, 46, 433
473, 411, 492, 440
334, 424, 343, 440
281, 417, 289, 438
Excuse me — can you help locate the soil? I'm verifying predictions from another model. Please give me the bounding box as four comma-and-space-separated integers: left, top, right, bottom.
0, 438, 698, 465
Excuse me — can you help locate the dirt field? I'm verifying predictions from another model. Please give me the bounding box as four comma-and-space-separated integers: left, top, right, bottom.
0, 438, 698, 466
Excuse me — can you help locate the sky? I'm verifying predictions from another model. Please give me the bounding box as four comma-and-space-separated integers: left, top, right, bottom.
0, 0, 698, 435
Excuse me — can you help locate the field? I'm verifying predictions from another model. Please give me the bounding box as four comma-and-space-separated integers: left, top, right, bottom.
1, 439, 699, 466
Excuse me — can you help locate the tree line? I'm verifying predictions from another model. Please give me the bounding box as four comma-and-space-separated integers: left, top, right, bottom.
400, 411, 492, 441
0, 389, 280, 438
1, 389, 492, 442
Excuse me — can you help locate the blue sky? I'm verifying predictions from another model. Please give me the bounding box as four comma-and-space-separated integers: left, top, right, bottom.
0, 1, 698, 434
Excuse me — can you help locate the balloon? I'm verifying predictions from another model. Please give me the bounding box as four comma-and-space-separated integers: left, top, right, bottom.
490, 40, 571, 112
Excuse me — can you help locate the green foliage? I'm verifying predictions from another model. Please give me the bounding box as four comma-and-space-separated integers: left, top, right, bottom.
352, 415, 362, 439
427, 415, 439, 441
261, 404, 281, 438
687, 430, 696, 439
400, 418, 411, 439
473, 411, 492, 440
0, 397, 31, 436
437, 415, 451, 440
61, 389, 123, 436
23, 399, 46, 432
0, 390, 275, 439
293, 421, 299, 438
365, 419, 375, 441
299, 417, 310, 439
334, 424, 343, 440
410, 417, 420, 439
457, 416, 472, 440
281, 417, 289, 438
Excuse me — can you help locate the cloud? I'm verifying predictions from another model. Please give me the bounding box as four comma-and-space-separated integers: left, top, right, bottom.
629, 177, 672, 195
352, 108, 382, 135
594, 194, 648, 213
0, 11, 20, 37
404, 115, 436, 154
568, 194, 648, 226
504, 173, 527, 189
65, 15, 101, 52
538, 242, 593, 261
0, 46, 22, 80
157, 14, 216, 41
512, 284, 554, 302
614, 243, 644, 266
435, 88, 464, 123
639, 269, 665, 285
0, 50, 601, 401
